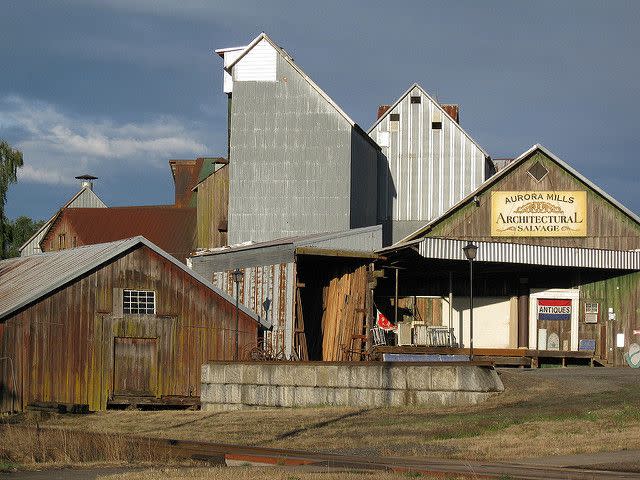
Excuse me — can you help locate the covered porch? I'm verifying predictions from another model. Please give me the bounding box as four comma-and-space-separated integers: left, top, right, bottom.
373, 238, 640, 367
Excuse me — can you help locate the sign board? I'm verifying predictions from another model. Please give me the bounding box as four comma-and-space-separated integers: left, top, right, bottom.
616, 333, 625, 348
578, 339, 596, 351
491, 191, 587, 237
538, 299, 572, 321
584, 302, 599, 324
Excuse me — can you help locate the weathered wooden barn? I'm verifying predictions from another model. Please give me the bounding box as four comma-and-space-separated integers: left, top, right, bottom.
0, 237, 260, 413
376, 145, 640, 366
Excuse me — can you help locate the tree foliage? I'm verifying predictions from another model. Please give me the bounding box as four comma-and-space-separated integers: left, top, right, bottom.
0, 140, 24, 258
2, 215, 46, 259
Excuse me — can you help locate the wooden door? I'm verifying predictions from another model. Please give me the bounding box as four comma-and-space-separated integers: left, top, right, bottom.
600, 324, 607, 360
113, 337, 157, 397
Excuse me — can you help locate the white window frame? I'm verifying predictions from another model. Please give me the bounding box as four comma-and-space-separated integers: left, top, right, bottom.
123, 289, 156, 315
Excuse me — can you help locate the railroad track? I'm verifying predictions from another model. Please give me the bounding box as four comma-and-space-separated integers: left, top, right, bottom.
13, 426, 640, 479
133, 435, 640, 479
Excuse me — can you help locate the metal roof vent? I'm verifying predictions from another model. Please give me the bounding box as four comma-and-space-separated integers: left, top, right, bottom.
527, 162, 548, 182
75, 174, 98, 191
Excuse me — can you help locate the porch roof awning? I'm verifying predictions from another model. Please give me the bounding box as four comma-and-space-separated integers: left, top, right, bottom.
381, 238, 640, 271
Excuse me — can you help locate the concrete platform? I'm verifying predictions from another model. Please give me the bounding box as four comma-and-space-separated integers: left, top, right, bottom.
201, 361, 504, 410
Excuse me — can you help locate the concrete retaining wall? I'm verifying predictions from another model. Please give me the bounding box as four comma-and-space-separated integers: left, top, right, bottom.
201, 362, 504, 410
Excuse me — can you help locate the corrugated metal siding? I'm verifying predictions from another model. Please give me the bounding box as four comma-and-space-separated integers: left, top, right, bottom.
0, 245, 258, 412
349, 129, 379, 229
210, 262, 295, 354
297, 225, 382, 251
234, 38, 277, 82
371, 85, 485, 228
228, 53, 355, 244
69, 188, 107, 209
418, 237, 640, 270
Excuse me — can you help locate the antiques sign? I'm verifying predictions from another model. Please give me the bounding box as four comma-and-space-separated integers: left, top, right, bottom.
538, 298, 572, 321
491, 191, 587, 237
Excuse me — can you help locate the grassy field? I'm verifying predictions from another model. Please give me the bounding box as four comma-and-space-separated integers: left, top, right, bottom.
2, 367, 640, 473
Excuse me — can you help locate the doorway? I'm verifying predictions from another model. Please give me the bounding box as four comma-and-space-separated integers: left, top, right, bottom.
113, 337, 158, 397
529, 289, 579, 351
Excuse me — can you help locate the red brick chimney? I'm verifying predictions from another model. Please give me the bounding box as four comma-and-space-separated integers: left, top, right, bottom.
377, 105, 391, 119
441, 104, 459, 123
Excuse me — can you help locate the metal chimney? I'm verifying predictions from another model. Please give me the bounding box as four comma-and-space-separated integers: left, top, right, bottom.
75, 174, 98, 191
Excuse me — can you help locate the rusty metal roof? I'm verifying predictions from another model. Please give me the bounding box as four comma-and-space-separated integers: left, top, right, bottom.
0, 236, 262, 324
44, 206, 196, 261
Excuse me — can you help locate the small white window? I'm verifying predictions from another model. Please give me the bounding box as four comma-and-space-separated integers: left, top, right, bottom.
123, 290, 156, 315
377, 131, 390, 147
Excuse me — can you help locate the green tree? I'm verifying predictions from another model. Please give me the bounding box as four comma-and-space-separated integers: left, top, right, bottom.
3, 216, 46, 258
0, 140, 24, 258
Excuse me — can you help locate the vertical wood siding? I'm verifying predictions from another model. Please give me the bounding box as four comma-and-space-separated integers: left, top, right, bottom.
196, 165, 229, 249
0, 245, 258, 412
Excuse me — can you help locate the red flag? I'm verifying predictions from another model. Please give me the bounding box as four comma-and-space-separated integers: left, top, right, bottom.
376, 310, 396, 331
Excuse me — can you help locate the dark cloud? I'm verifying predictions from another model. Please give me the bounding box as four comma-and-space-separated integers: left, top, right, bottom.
2, 0, 640, 219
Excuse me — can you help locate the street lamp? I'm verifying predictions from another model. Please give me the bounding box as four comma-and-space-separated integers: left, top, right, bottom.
232, 268, 244, 360
462, 242, 478, 362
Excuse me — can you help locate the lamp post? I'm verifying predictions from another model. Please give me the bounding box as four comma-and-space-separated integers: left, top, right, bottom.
232, 268, 244, 360
462, 242, 478, 361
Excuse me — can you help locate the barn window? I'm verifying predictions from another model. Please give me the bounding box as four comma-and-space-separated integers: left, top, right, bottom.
123, 290, 156, 314
528, 161, 549, 182
390, 113, 400, 122
432, 121, 442, 130
410, 96, 421, 104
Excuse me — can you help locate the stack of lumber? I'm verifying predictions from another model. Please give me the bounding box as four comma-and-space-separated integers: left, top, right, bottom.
320, 265, 368, 361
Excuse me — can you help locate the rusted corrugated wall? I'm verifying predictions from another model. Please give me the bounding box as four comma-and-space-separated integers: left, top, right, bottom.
196, 165, 228, 249
0, 245, 258, 412
211, 263, 295, 353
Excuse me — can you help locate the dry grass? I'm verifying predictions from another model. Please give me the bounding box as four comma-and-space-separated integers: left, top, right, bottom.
98, 466, 461, 480
0, 424, 182, 468
4, 368, 640, 468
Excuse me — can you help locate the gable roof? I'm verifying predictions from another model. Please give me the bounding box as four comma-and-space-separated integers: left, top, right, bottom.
18, 187, 107, 254
368, 83, 489, 158
223, 32, 380, 150
43, 206, 196, 261
0, 236, 262, 325
399, 144, 640, 244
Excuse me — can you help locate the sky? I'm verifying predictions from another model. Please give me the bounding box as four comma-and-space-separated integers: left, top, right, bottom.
2, 0, 639, 221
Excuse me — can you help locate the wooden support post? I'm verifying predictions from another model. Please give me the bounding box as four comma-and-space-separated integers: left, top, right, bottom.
394, 268, 399, 325
517, 277, 529, 348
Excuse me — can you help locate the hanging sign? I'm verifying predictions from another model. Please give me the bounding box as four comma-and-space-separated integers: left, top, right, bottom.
538, 299, 572, 321
491, 191, 587, 237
